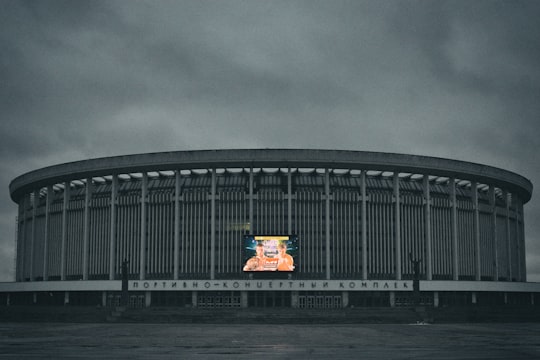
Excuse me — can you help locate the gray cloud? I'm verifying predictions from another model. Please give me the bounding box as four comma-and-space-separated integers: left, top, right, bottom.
1, 0, 539, 281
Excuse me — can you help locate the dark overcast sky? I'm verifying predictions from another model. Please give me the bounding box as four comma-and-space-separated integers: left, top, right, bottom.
1, 0, 539, 282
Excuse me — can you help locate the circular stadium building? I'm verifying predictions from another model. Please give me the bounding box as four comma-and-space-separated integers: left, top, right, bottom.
2, 149, 539, 309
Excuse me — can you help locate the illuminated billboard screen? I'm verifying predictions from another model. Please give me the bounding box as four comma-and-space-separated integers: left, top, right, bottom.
243, 235, 298, 272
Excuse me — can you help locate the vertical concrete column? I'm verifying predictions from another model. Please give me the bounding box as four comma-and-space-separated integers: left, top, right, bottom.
102, 291, 107, 307
61, 182, 70, 281
249, 167, 253, 234
43, 185, 52, 280
145, 291, 151, 307
361, 171, 368, 280
291, 291, 299, 308
472, 292, 477, 305
210, 169, 216, 280
342, 291, 349, 308
33, 292, 37, 304
140, 173, 148, 280
393, 173, 401, 280
389, 291, 395, 307
472, 181, 481, 281
240, 291, 248, 308
423, 176, 432, 280
519, 201, 526, 281
505, 191, 512, 281
489, 186, 498, 280
109, 175, 118, 281
64, 291, 70, 305
192, 291, 198, 308
30, 189, 38, 281
325, 168, 331, 280
433, 291, 439, 308
82, 177, 91, 281
515, 199, 522, 281
287, 167, 292, 235
174, 170, 181, 280
450, 178, 458, 281
18, 196, 27, 281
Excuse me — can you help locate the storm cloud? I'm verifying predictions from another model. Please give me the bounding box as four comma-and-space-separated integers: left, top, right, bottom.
1, 0, 539, 281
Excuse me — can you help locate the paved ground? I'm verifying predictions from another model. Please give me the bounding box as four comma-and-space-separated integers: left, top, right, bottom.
0, 323, 539, 359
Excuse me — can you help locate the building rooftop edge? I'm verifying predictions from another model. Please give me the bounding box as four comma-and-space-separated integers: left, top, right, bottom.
9, 149, 533, 203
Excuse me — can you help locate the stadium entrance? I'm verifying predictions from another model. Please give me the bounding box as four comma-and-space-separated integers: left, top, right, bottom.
298, 292, 342, 309
197, 291, 241, 308
247, 291, 291, 307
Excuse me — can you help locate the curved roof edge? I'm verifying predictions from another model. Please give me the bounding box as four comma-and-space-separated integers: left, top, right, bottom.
9, 149, 533, 203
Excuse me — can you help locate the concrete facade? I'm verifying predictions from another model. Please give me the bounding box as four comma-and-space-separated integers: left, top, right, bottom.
3, 149, 537, 308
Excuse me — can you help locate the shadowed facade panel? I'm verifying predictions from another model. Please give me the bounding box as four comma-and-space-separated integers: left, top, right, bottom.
10, 150, 530, 287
